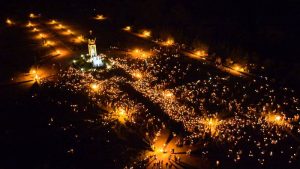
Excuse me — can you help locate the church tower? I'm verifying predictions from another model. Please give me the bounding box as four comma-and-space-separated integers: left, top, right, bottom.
88, 30, 97, 58
87, 30, 103, 67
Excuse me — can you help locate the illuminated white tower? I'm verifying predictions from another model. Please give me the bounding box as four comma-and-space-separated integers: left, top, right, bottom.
87, 30, 103, 67
88, 30, 97, 58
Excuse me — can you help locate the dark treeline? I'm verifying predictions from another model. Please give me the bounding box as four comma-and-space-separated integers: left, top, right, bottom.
1, 0, 300, 89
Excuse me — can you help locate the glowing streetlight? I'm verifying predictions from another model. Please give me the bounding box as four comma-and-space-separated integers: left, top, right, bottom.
58, 24, 64, 29
62, 29, 73, 36
30, 69, 40, 83
115, 107, 128, 123
265, 113, 286, 126
194, 50, 208, 58
162, 38, 174, 46
232, 64, 245, 72
275, 115, 281, 121
106, 64, 112, 69
26, 21, 33, 27
67, 29, 72, 34
50, 20, 57, 24
118, 108, 126, 116
165, 39, 174, 45
95, 14, 106, 20
141, 30, 151, 38
32, 27, 39, 32
162, 90, 174, 99
90, 83, 100, 92
29, 13, 37, 18
132, 71, 143, 80
52, 48, 68, 57
153, 147, 165, 154
6, 18, 13, 25
75, 35, 85, 43
31, 69, 37, 74
44, 41, 49, 46
39, 33, 44, 38
134, 49, 141, 53
130, 48, 152, 60
202, 117, 221, 136
34, 73, 40, 83
44, 40, 54, 47
55, 50, 61, 55
123, 26, 131, 31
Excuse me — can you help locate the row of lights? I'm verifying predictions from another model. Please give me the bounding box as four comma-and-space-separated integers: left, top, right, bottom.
48, 19, 85, 44
121, 25, 248, 73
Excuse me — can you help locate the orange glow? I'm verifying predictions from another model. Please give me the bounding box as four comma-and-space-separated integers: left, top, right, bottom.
51, 48, 70, 58
6, 18, 13, 25
264, 113, 286, 126
202, 117, 221, 136
232, 64, 245, 72
140, 30, 151, 38
26, 21, 34, 27
62, 29, 74, 36
34, 73, 40, 83
32, 27, 39, 32
55, 50, 61, 55
43, 40, 55, 47
49, 19, 57, 24
29, 13, 39, 18
152, 145, 167, 157
115, 107, 128, 123
67, 29, 72, 34
134, 49, 141, 53
74, 35, 85, 43
123, 26, 131, 31
30, 69, 37, 75
145, 130, 177, 164
95, 14, 106, 20
195, 50, 208, 58
106, 106, 136, 124
27, 67, 55, 84
9, 67, 55, 87
132, 71, 143, 79
30, 68, 41, 83
37, 33, 46, 39
55, 24, 65, 29
162, 38, 174, 46
36, 33, 50, 39
130, 48, 152, 59
90, 83, 100, 92
162, 90, 174, 99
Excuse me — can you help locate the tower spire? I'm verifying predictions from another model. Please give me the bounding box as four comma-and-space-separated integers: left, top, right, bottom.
87, 30, 103, 67
88, 30, 97, 58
